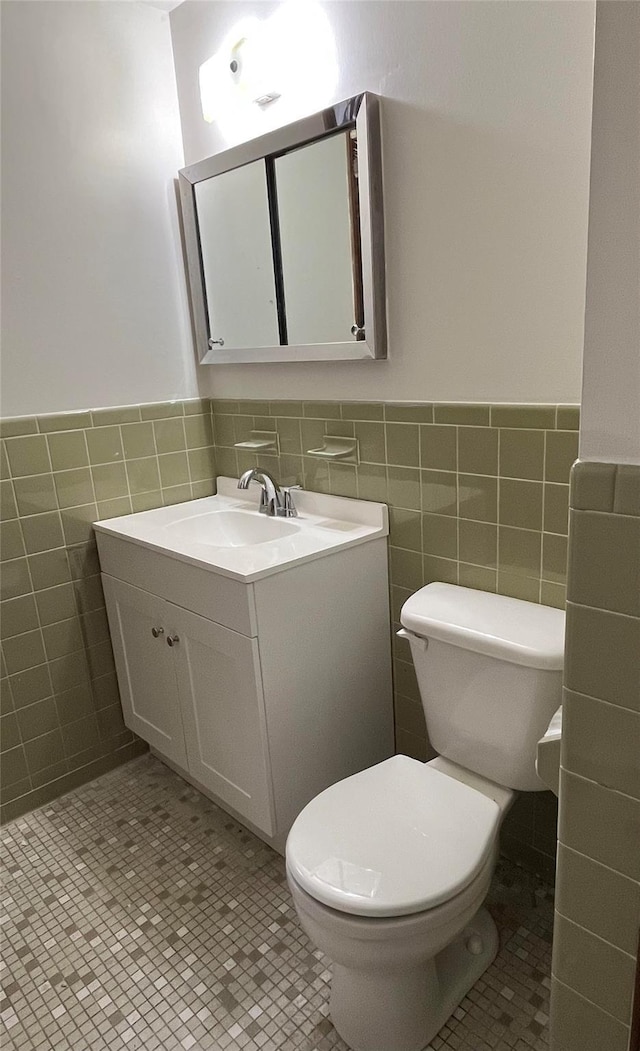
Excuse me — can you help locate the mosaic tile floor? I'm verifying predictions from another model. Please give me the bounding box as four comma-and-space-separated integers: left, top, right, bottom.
1, 755, 553, 1051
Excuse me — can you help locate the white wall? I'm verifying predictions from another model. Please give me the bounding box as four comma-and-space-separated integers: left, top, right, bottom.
1, 0, 197, 418
579, 1, 640, 465
170, 0, 595, 405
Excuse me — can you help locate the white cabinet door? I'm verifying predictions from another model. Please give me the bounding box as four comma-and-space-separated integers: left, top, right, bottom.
102, 575, 187, 766
171, 604, 274, 836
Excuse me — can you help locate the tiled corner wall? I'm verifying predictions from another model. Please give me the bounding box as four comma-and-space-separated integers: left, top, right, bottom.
211, 398, 580, 880
550, 461, 640, 1051
0, 400, 216, 822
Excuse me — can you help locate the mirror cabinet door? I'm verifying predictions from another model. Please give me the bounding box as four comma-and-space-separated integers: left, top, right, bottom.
194, 159, 280, 350
274, 130, 362, 346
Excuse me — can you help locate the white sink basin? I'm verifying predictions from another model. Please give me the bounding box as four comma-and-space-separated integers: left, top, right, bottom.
165, 510, 300, 548
94, 477, 388, 582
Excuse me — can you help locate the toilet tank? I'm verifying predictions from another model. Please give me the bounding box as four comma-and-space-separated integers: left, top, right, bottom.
400, 584, 565, 792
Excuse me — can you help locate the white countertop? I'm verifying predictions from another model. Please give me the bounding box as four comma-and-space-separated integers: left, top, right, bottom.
93, 477, 389, 583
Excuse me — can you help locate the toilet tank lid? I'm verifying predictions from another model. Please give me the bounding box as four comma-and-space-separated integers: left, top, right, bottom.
400, 583, 565, 670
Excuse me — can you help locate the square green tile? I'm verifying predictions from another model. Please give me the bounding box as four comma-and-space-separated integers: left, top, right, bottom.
38, 412, 92, 432
13, 474, 58, 516
27, 549, 70, 591
73, 575, 105, 615
153, 418, 186, 454
16, 697, 59, 741
328, 463, 357, 498
97, 497, 132, 520
459, 519, 497, 568
211, 400, 238, 415
386, 467, 421, 511
54, 468, 94, 509
24, 728, 66, 773
540, 581, 566, 608
422, 513, 457, 559
187, 448, 216, 482
0, 712, 21, 750
420, 425, 457, 471
2, 629, 46, 675
341, 402, 384, 421
213, 415, 236, 447
356, 463, 387, 503
458, 474, 497, 523
7, 663, 52, 709
354, 422, 385, 464
1, 521, 26, 563
140, 401, 183, 421
499, 429, 545, 480
55, 684, 94, 725
20, 512, 64, 554
90, 406, 140, 426
215, 448, 238, 478
570, 461, 616, 512
546, 430, 579, 484
60, 505, 98, 546
434, 405, 490, 426
490, 405, 556, 429
389, 508, 422, 552
303, 401, 341, 419
62, 715, 102, 758
161, 484, 192, 506
66, 543, 99, 582
556, 405, 580, 430
275, 418, 302, 455
130, 491, 162, 512
499, 478, 543, 530
541, 532, 568, 586
231, 416, 254, 444
271, 401, 303, 417
5, 435, 50, 477
421, 470, 457, 516
182, 399, 209, 417
499, 526, 542, 577
126, 457, 161, 495
458, 427, 498, 476
121, 422, 156, 459
390, 547, 424, 590
79, 608, 110, 649
544, 483, 569, 535
91, 463, 128, 502
191, 479, 216, 500
0, 746, 28, 787
42, 617, 85, 660
384, 404, 433, 423
0, 418, 38, 438
35, 582, 78, 626
0, 443, 9, 481
0, 595, 39, 639
238, 400, 271, 416
86, 426, 124, 465
568, 511, 639, 615
458, 563, 497, 592
47, 431, 89, 471
184, 415, 213, 449
497, 571, 540, 603
49, 651, 90, 693
325, 421, 354, 439
158, 452, 190, 488
0, 556, 31, 601
86, 640, 115, 680
423, 554, 458, 585
300, 419, 325, 454
386, 424, 419, 467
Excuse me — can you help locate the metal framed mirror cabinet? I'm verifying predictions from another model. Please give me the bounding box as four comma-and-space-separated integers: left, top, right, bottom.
178, 93, 387, 364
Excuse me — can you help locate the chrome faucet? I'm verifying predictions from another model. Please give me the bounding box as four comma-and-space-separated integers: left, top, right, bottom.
237, 468, 300, 518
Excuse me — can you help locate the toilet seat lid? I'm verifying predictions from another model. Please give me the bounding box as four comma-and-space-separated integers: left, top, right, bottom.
286, 756, 500, 917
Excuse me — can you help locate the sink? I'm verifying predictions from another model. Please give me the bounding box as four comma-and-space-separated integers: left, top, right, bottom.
165, 510, 300, 548
94, 477, 389, 583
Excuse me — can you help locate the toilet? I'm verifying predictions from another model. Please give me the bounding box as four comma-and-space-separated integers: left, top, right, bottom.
286, 583, 565, 1051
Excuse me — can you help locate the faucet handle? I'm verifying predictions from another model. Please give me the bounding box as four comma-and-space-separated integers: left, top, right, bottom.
279, 485, 302, 518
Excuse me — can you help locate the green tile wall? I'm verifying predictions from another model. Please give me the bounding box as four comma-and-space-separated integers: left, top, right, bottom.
550, 461, 640, 1051
211, 398, 579, 880
0, 400, 216, 822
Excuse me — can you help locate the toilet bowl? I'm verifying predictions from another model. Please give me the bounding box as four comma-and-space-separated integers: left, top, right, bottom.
286, 584, 565, 1051
286, 753, 513, 1051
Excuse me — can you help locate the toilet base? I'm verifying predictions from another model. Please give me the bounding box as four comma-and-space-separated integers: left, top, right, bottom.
329, 907, 499, 1051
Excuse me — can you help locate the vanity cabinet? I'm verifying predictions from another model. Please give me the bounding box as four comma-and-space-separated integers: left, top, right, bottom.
96, 483, 394, 852
103, 576, 274, 835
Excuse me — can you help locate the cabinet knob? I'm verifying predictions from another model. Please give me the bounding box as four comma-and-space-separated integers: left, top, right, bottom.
151, 627, 164, 638
166, 634, 180, 647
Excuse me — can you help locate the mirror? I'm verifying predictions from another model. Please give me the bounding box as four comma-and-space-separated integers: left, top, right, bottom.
179, 93, 386, 364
